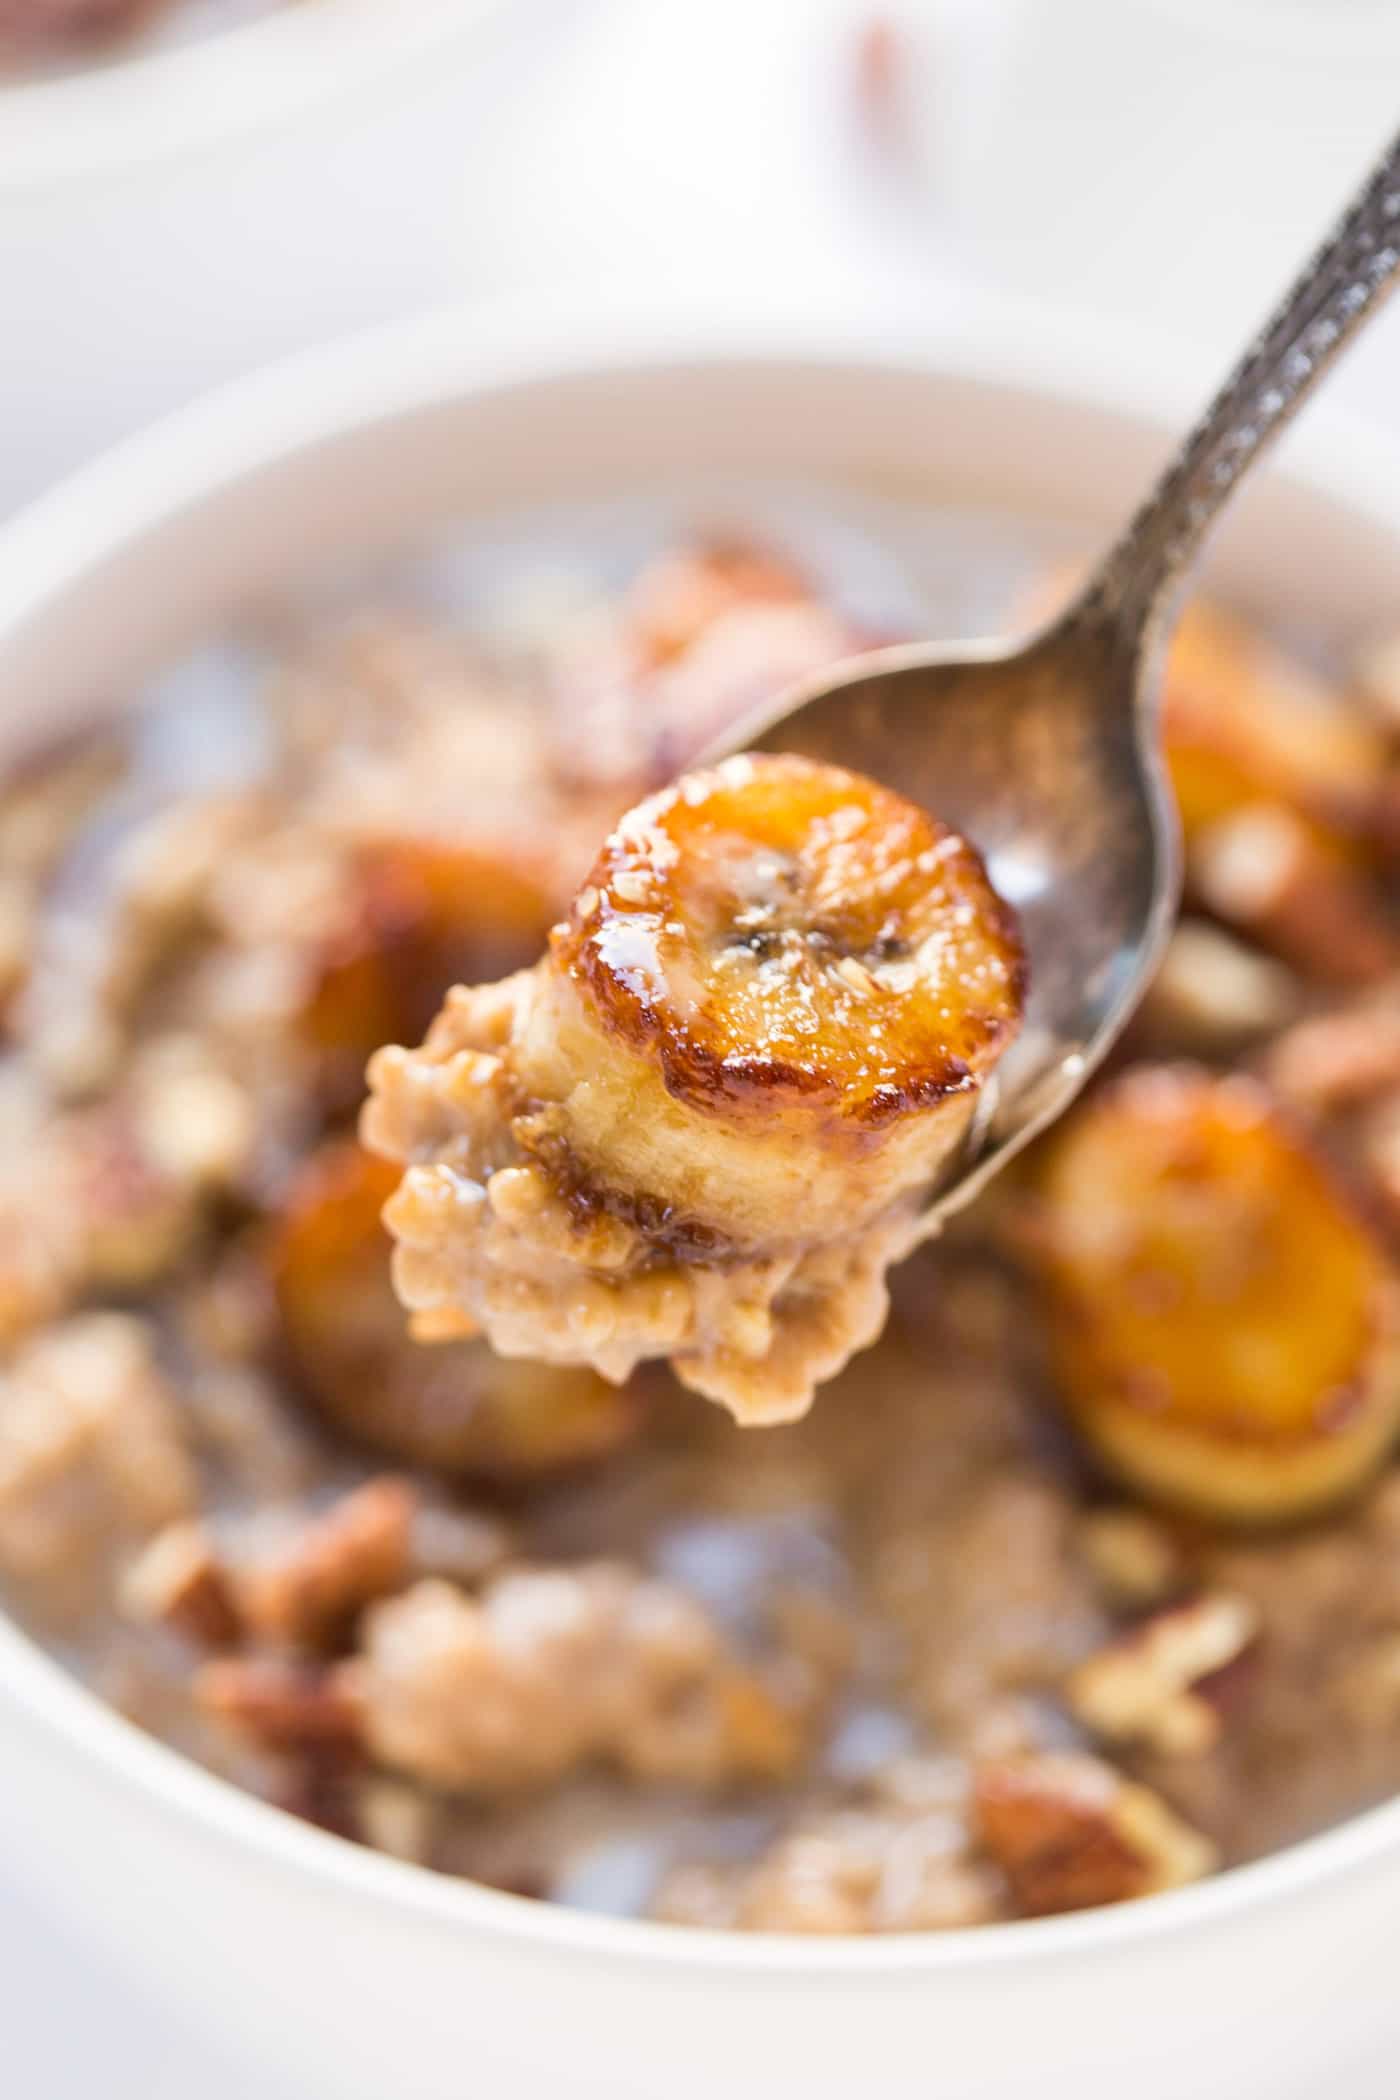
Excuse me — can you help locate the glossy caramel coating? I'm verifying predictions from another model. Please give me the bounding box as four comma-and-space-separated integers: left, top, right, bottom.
552, 752, 1025, 1132
1163, 602, 1385, 852
1032, 1066, 1400, 1522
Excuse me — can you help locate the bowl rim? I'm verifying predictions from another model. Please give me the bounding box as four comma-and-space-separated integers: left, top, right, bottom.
6, 285, 1400, 1975
0, 0, 519, 194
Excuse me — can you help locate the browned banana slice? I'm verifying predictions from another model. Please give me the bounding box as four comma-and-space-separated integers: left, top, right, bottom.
365, 752, 1024, 1423
1031, 1065, 1400, 1523
540, 751, 1025, 1241
1021, 570, 1385, 855
1163, 601, 1385, 852
301, 838, 559, 1108
269, 1141, 638, 1477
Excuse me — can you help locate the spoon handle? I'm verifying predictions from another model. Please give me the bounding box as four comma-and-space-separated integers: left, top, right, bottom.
1080, 127, 1400, 652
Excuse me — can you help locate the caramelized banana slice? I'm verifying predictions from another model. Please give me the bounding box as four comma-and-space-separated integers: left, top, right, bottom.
269, 1142, 638, 1477
1163, 601, 1386, 851
365, 753, 1024, 1423
302, 838, 559, 1109
1021, 570, 1385, 854
1032, 1066, 1400, 1523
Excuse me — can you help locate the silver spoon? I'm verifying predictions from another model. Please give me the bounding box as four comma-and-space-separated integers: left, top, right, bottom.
718, 129, 1400, 1226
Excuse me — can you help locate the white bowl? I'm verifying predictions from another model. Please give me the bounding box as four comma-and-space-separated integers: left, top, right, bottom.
1, 297, 1399, 2100
0, 0, 574, 521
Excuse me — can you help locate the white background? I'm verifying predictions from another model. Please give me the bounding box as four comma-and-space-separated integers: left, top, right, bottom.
5, 0, 1400, 2088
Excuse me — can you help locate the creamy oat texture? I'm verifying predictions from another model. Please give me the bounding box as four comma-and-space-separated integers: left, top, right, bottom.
3, 529, 1400, 1932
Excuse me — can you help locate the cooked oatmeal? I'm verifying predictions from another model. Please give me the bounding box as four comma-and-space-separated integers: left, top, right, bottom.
5, 514, 1400, 1932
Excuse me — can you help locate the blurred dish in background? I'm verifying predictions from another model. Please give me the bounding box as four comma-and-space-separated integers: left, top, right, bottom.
0, 0, 531, 188
0, 0, 282, 75
885, 0, 1400, 348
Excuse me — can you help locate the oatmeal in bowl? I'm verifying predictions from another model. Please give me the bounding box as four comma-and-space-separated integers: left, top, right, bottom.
5, 318, 1400, 2100
6, 477, 1400, 1937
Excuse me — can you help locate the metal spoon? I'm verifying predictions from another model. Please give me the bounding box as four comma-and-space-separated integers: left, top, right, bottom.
718, 129, 1400, 1225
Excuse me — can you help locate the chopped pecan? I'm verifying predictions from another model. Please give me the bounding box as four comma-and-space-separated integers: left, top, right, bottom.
1067, 1594, 1260, 1757
121, 1520, 242, 1649
197, 1657, 364, 1754
240, 1477, 416, 1649
974, 1752, 1216, 1915
1191, 806, 1396, 985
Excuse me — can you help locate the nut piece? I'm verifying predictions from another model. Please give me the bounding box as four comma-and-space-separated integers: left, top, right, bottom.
197, 1657, 364, 1754
1032, 1065, 1400, 1523
239, 1478, 416, 1649
1067, 1595, 1259, 1757
974, 1752, 1216, 1916
121, 1519, 242, 1649
1191, 806, 1395, 986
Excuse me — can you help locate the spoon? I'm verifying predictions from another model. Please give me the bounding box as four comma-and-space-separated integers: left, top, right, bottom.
716, 128, 1400, 1226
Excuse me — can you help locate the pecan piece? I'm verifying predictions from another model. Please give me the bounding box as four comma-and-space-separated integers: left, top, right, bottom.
121, 1519, 242, 1649
197, 1657, 364, 1754
240, 1477, 416, 1649
1067, 1594, 1259, 1757
974, 1752, 1216, 1915
1192, 806, 1396, 986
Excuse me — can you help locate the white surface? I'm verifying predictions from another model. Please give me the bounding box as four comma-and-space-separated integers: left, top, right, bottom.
5, 307, 1400, 2099
5, 5, 1400, 2093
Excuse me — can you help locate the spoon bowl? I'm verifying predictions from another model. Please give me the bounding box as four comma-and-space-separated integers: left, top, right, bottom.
716, 124, 1400, 1220
730, 613, 1179, 1213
